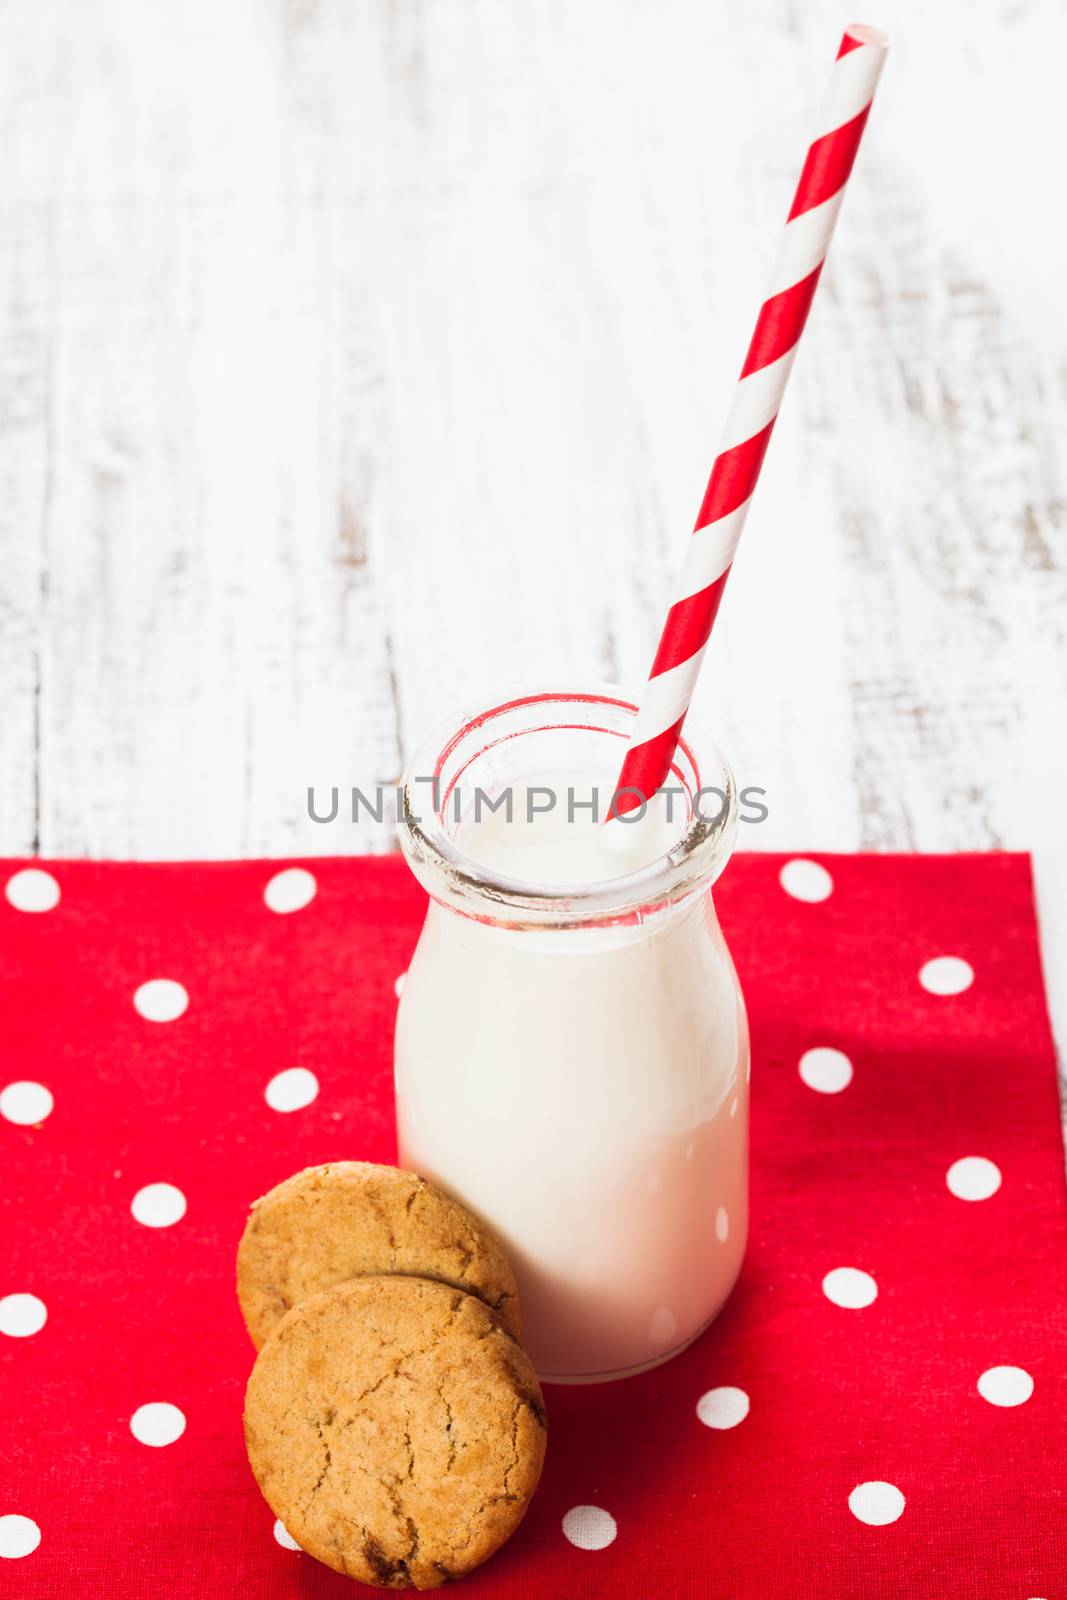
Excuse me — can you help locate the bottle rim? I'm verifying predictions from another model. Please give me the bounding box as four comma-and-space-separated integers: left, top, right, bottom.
397, 683, 737, 930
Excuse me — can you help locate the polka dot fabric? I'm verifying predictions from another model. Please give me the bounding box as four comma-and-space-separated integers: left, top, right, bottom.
1, 853, 1065, 1597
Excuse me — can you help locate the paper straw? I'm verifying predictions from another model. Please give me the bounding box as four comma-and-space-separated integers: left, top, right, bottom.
609, 25, 888, 819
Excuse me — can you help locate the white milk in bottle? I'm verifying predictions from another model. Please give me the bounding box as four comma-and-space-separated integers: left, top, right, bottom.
394, 688, 748, 1383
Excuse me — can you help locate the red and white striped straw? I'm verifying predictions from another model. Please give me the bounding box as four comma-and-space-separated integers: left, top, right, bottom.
610, 24, 888, 819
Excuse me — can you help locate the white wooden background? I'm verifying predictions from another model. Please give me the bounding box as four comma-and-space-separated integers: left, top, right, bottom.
1, 0, 1065, 1029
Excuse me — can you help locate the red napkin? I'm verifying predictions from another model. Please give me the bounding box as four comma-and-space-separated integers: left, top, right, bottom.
2, 852, 1064, 1597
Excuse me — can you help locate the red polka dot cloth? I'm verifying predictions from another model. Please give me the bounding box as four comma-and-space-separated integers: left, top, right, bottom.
2, 852, 1065, 1596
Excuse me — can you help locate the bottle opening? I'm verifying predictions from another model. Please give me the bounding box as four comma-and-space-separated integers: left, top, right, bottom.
399, 686, 737, 929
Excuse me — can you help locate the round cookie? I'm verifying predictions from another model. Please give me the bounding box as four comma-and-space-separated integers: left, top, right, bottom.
237, 1162, 521, 1348
244, 1275, 547, 1589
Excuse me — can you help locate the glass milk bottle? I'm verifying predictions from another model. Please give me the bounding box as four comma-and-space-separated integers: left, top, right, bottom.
394, 687, 748, 1383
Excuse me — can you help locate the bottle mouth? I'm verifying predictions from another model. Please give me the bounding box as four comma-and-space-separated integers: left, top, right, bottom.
397, 684, 738, 929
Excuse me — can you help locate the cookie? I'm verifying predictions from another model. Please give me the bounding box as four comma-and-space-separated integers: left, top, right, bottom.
244, 1275, 547, 1588
236, 1162, 521, 1348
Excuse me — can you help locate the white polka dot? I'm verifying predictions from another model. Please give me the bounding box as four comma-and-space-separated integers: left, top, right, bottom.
273, 1519, 301, 1551
649, 1308, 677, 1345
5, 869, 60, 913
133, 979, 188, 1023
779, 858, 833, 903
946, 1156, 1001, 1202
0, 1081, 54, 1127
715, 1206, 729, 1243
799, 1047, 853, 1094
822, 1267, 878, 1309
696, 1385, 750, 1430
0, 1294, 47, 1338
264, 868, 317, 914
562, 1505, 616, 1550
919, 956, 974, 995
977, 1365, 1033, 1407
849, 1481, 904, 1525
264, 1068, 319, 1114
394, 972, 407, 998
131, 1183, 186, 1228
0, 1514, 41, 1559
130, 1402, 186, 1447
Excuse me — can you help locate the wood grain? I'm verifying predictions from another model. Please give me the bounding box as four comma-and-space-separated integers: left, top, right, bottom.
1, 0, 1064, 895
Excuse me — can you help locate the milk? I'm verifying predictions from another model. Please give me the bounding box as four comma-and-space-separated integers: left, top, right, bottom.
395, 770, 749, 1383
445, 774, 683, 882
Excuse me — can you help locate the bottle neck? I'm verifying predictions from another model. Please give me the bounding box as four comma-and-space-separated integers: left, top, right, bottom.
420, 876, 716, 952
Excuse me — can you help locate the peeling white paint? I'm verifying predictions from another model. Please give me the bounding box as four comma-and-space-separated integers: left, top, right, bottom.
0, 0, 1062, 885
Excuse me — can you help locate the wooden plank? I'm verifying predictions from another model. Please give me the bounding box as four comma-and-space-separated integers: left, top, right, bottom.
0, 20, 56, 855
0, 0, 1064, 870
0, 0, 402, 857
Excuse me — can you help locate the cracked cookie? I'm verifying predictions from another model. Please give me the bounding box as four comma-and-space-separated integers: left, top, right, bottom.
237, 1162, 521, 1348
244, 1275, 547, 1589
